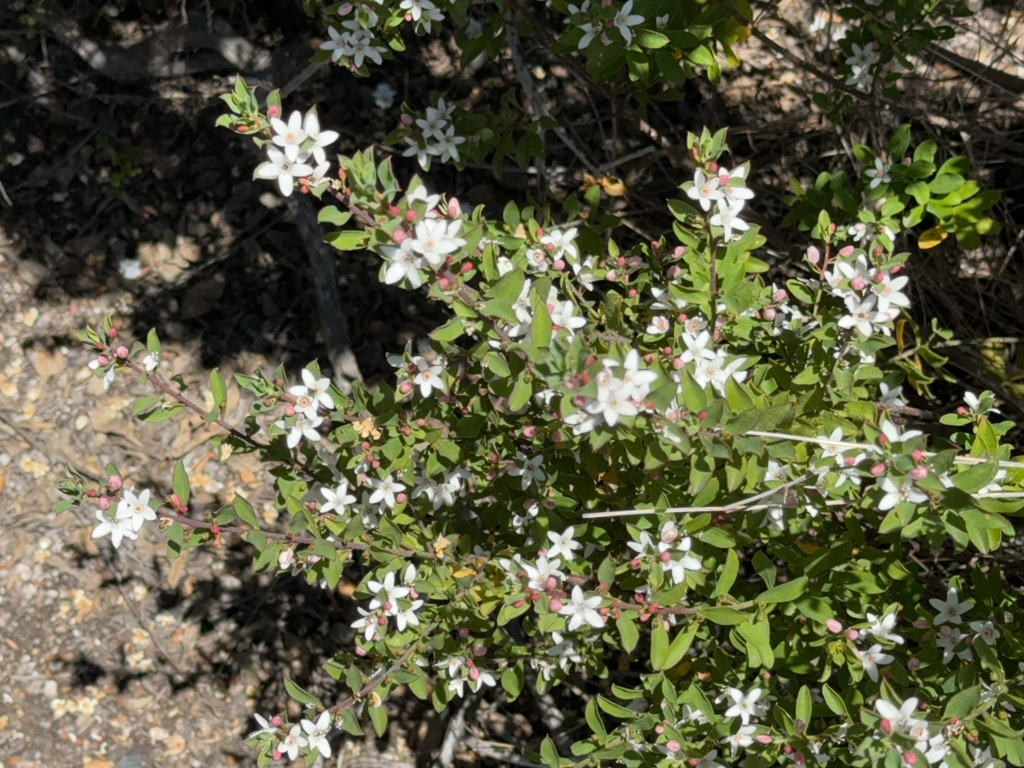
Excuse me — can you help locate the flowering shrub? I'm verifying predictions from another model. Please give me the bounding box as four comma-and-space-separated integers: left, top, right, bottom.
56, 2, 1024, 767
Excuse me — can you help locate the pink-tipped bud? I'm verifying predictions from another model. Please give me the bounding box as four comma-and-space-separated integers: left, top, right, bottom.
271, 715, 283, 727
513, 599, 525, 608
438, 277, 450, 290
405, 209, 417, 221
691, 147, 699, 159
851, 276, 866, 292
605, 270, 617, 281
890, 264, 902, 274
98, 496, 111, 510
795, 752, 806, 765
784, 746, 793, 756
400, 113, 414, 125
392, 229, 407, 245
755, 734, 772, 745
910, 465, 928, 480
870, 462, 886, 476
839, 245, 854, 257
826, 618, 842, 633
268, 105, 280, 118
461, 261, 473, 274
666, 740, 680, 754
772, 289, 787, 302
655, 725, 664, 735
97, 354, 109, 366
377, 615, 387, 626
273, 749, 282, 760
115, 345, 129, 359
109, 327, 118, 338
957, 406, 968, 415
763, 307, 776, 321
355, 645, 367, 656
911, 449, 924, 462
913, 618, 929, 629
846, 628, 860, 641
660, 551, 671, 562
473, 645, 487, 656
630, 558, 641, 569
108, 475, 122, 491
689, 760, 699, 767
880, 718, 892, 733
698, 410, 708, 421
908, 658, 920, 671
171, 493, 182, 509
371, 459, 380, 469
458, 627, 469, 639
523, 425, 536, 438
284, 404, 296, 416
545, 576, 557, 591
708, 162, 718, 173
845, 456, 857, 466
807, 245, 820, 264
448, 198, 461, 217
399, 381, 413, 394
396, 492, 407, 504
903, 751, 917, 766
383, 601, 392, 612
548, 597, 563, 612
672, 357, 684, 370
874, 271, 885, 283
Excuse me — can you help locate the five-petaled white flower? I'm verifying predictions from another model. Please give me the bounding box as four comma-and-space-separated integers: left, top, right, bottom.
687, 170, 724, 212
290, 368, 335, 413
276, 412, 323, 449
710, 205, 750, 240
929, 587, 974, 626
877, 475, 928, 511
866, 157, 891, 189
875, 696, 922, 734
411, 355, 445, 398
278, 725, 307, 761
92, 508, 138, 549
254, 146, 313, 197
559, 586, 604, 631
320, 481, 356, 515
367, 571, 411, 615
320, 26, 347, 63
246, 713, 277, 739
368, 474, 406, 509
646, 315, 670, 336
300, 711, 333, 758
971, 746, 1006, 768
395, 599, 423, 631
118, 487, 156, 532
546, 526, 582, 562
857, 643, 894, 682
351, 607, 380, 642
613, 0, 644, 45
865, 612, 904, 645
410, 218, 466, 268
723, 687, 767, 724
381, 239, 426, 288
970, 620, 1000, 646
270, 110, 307, 162
508, 452, 546, 490
725, 724, 756, 749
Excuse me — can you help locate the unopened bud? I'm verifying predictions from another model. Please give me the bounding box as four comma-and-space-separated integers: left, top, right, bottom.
660, 551, 671, 562
666, 740, 680, 754
880, 718, 891, 733
772, 289, 787, 302
630, 558, 641, 568
957, 406, 968, 415
523, 426, 536, 438
910, 465, 928, 480
355, 645, 367, 656
870, 462, 886, 476
399, 381, 413, 394
545, 576, 557, 591
903, 751, 917, 766
755, 734, 772, 744
98, 496, 111, 510
763, 307, 776, 321
115, 345, 129, 359
109, 327, 118, 338
108, 475, 122, 491
708, 162, 718, 173
794, 752, 806, 765
911, 449, 924, 462
851, 276, 866, 292
97, 354, 109, 366
396, 492, 407, 504
371, 459, 380, 469
826, 618, 842, 633
839, 245, 854, 257
400, 113, 414, 125
549, 597, 563, 612
392, 229, 407, 244
908, 658, 920, 670
448, 198, 461, 217
513, 599, 525, 608
846, 628, 860, 641
807, 246, 820, 264
284, 404, 295, 416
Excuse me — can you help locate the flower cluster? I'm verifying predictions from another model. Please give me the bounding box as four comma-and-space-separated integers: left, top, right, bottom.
253, 108, 338, 196
92, 485, 156, 548
565, 0, 645, 49
400, 98, 466, 170
845, 41, 878, 91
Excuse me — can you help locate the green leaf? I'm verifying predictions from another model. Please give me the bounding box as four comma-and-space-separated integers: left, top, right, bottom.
368, 703, 388, 737
618, 616, 639, 653
700, 607, 750, 625
172, 460, 190, 507
942, 686, 980, 720
650, 623, 669, 669
325, 230, 369, 251
233, 495, 259, 529
635, 29, 670, 49
210, 368, 227, 409
713, 549, 739, 597
596, 695, 636, 719
754, 576, 808, 605
284, 678, 324, 709
508, 371, 532, 412
430, 317, 466, 343
540, 736, 560, 768
317, 206, 352, 226
530, 285, 553, 350
585, 699, 607, 738
822, 683, 849, 718
796, 685, 812, 724
501, 664, 524, 701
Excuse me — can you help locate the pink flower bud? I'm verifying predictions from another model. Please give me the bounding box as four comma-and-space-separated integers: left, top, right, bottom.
807, 246, 820, 264
457, 627, 469, 639
109, 327, 117, 338
377, 615, 387, 626
689, 760, 699, 767
874, 246, 883, 256
396, 492, 407, 504
784, 746, 793, 756
672, 357, 684, 370
666, 740, 681, 754
97, 354, 109, 366
845, 456, 857, 466
874, 272, 885, 283
115, 345, 129, 359
399, 381, 413, 394
708, 162, 718, 172
909, 466, 928, 480
438, 277, 450, 290
908, 658, 920, 670
839, 245, 854, 257
911, 450, 924, 462
795, 752, 806, 765
903, 751, 917, 766
880, 718, 891, 733
913, 619, 929, 629
606, 270, 617, 281
870, 462, 886, 476
448, 198, 461, 217
108, 475, 122, 491
171, 493, 182, 508
400, 113, 414, 125
284, 404, 296, 416
846, 629, 860, 641
273, 749, 282, 760
630, 558, 641, 568
371, 459, 380, 469
545, 576, 557, 591
513, 599, 525, 608
383, 601, 392, 612
552, 430, 563, 443
957, 406, 968, 415
655, 725, 664, 734
772, 289, 787, 302
392, 229, 407, 244
763, 307, 776, 321
461, 261, 473, 274
660, 551, 671, 562
355, 645, 367, 656
851, 276, 866, 292
523, 426, 536, 438
548, 597, 563, 612
890, 264, 902, 274
271, 715, 283, 726
98, 496, 111, 510
473, 645, 487, 656
755, 734, 772, 744
628, 288, 637, 298
826, 618, 842, 633
877, 434, 889, 446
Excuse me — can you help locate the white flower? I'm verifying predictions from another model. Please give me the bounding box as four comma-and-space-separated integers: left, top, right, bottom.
410, 218, 466, 268
971, 746, 1006, 768
427, 126, 466, 164
117, 487, 156, 532
346, 29, 385, 68
400, 0, 437, 22
92, 508, 138, 548
724, 687, 767, 724
381, 239, 426, 288
838, 293, 885, 337
874, 273, 910, 313
246, 713, 277, 739
301, 711, 333, 758
559, 586, 604, 631
368, 474, 406, 509
278, 725, 307, 761
367, 571, 411, 615
866, 612, 904, 645
929, 587, 973, 626
320, 26, 347, 62
686, 170, 723, 212
725, 725, 756, 749
577, 21, 599, 49
546, 526, 582, 562
321, 482, 356, 515
936, 624, 971, 664
540, 228, 579, 265
275, 412, 323, 449
523, 555, 564, 591
970, 620, 1000, 646
586, 381, 638, 427
667, 538, 702, 585
508, 452, 545, 490
646, 315, 670, 336
254, 146, 314, 197
410, 355, 445, 398
875, 696, 922, 734
395, 599, 423, 631
290, 367, 335, 412
710, 205, 750, 240
87, 357, 115, 390
866, 157, 891, 189
143, 352, 159, 372
694, 750, 724, 768
270, 111, 307, 162
878, 475, 928, 511
373, 82, 396, 109
613, 0, 644, 45
880, 419, 923, 444
301, 109, 338, 167
857, 644, 893, 682
549, 294, 587, 339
